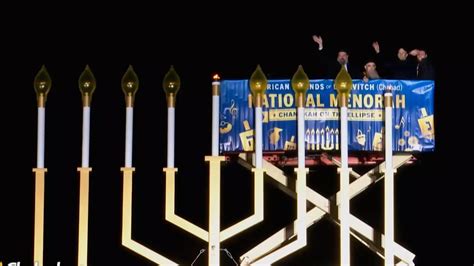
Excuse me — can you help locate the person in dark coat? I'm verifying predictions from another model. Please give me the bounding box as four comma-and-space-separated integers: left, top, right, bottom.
312, 35, 362, 79
372, 41, 417, 80
410, 49, 435, 80
362, 60, 381, 82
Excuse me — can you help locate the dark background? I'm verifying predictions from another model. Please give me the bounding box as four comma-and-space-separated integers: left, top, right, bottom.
1, 7, 470, 266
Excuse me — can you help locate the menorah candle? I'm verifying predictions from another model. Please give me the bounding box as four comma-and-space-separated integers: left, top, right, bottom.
249, 65, 267, 168
163, 66, 181, 168
255, 104, 263, 168
384, 88, 394, 266
212, 74, 220, 156
33, 65, 51, 266
339, 98, 350, 264
291, 65, 309, 169
79, 65, 96, 168
125, 107, 134, 167
121, 65, 139, 168
81, 107, 90, 167
297, 107, 305, 168
37, 106, 45, 168
33, 65, 51, 168
334, 65, 353, 266
293, 65, 310, 250
167, 105, 175, 167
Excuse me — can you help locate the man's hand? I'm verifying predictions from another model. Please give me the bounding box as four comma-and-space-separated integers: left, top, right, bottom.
372, 41, 380, 54
312, 35, 323, 50
409, 49, 420, 56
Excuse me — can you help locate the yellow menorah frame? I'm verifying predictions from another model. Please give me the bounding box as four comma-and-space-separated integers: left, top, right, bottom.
120, 156, 265, 265
30, 65, 417, 266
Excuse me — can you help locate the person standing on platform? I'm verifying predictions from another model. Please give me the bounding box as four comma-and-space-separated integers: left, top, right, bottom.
312, 35, 362, 79
371, 41, 417, 80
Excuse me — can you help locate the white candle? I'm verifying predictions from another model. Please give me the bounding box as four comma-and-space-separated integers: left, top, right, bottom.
297, 107, 305, 169
340, 105, 350, 266
297, 104, 307, 246
167, 107, 175, 167
212, 80, 220, 156
255, 106, 263, 168
163, 66, 180, 167
125, 107, 133, 167
384, 92, 394, 266
37, 107, 45, 168
81, 107, 90, 167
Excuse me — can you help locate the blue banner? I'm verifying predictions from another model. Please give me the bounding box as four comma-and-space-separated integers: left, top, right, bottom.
219, 79, 435, 153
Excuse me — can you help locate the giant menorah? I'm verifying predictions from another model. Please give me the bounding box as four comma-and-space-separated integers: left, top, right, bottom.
119, 64, 309, 265
31, 64, 419, 265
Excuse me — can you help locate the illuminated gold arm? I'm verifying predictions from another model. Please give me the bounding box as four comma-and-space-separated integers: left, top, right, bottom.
121, 167, 178, 265
248, 168, 308, 265
218, 64, 268, 242
77, 167, 91, 266
33, 168, 47, 266
163, 167, 209, 241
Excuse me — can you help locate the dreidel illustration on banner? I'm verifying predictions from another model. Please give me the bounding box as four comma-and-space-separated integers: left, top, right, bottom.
417, 108, 434, 139
239, 120, 254, 151
284, 136, 296, 150
356, 129, 366, 146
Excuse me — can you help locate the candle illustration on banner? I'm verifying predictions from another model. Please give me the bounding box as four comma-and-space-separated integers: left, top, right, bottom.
122, 65, 139, 167
163, 65, 181, 168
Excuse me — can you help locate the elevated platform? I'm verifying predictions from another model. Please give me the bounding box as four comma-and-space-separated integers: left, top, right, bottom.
224, 151, 416, 167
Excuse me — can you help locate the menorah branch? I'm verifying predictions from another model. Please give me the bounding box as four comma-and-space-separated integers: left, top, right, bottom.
77, 167, 92, 266
163, 167, 209, 241
121, 167, 178, 265
33, 168, 47, 266
249, 168, 308, 265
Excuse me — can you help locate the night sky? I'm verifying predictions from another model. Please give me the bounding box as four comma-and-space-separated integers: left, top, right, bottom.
1, 9, 469, 266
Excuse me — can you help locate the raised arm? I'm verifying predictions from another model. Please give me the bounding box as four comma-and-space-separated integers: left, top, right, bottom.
312, 35, 323, 50
372, 41, 380, 54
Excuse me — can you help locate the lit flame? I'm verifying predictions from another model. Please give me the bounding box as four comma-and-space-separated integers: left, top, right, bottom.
213, 74, 220, 81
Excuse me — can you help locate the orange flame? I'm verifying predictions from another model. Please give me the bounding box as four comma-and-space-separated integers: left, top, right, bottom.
213, 74, 220, 81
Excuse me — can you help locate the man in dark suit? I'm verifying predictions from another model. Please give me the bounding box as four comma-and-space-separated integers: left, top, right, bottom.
410, 49, 435, 80
362, 60, 381, 82
372, 41, 417, 80
312, 35, 361, 79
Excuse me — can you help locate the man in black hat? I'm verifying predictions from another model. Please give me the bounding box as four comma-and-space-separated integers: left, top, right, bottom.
362, 60, 380, 82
